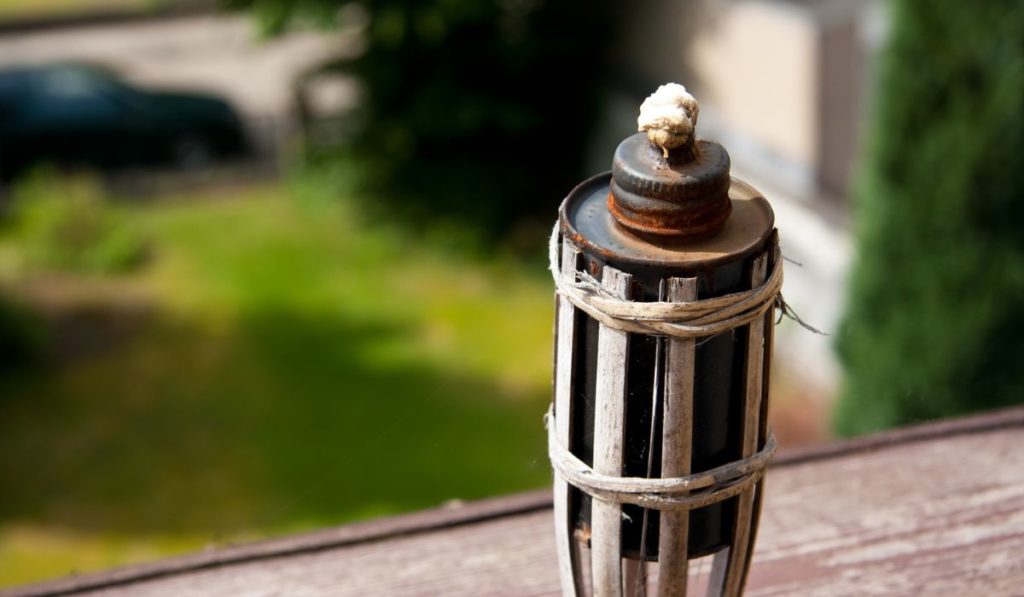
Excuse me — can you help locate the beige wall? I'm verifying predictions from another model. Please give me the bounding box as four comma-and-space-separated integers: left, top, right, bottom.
691, 1, 819, 170
818, 16, 867, 195
614, 0, 873, 200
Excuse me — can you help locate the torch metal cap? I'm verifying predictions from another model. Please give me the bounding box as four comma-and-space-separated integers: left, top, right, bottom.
609, 133, 733, 238
559, 83, 775, 271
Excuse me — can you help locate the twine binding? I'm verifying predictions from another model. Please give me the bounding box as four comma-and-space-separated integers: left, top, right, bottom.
547, 221, 787, 516
548, 223, 821, 338
546, 407, 777, 512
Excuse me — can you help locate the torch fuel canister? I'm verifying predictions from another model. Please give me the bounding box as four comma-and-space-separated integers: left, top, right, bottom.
550, 84, 779, 596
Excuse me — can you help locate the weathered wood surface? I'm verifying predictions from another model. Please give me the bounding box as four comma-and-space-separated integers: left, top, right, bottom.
710, 254, 770, 597
553, 240, 583, 597
7, 407, 1024, 597
657, 277, 698, 597
591, 267, 633, 597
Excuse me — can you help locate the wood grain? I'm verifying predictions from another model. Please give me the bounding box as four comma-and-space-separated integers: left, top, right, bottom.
591, 266, 633, 597
716, 254, 769, 597
6, 408, 1024, 597
553, 240, 583, 597
742, 237, 779, 595
657, 277, 699, 597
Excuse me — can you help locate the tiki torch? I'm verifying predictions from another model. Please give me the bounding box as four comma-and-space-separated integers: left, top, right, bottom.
548, 84, 780, 596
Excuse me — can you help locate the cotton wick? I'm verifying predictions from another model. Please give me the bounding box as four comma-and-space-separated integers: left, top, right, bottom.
637, 83, 700, 160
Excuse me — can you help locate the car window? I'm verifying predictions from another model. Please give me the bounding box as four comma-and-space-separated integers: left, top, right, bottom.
0, 73, 26, 98
40, 69, 105, 99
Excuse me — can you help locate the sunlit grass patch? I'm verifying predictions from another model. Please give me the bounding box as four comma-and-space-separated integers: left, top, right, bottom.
0, 178, 555, 587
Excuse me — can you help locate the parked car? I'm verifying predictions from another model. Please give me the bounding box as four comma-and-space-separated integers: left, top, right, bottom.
0, 64, 250, 182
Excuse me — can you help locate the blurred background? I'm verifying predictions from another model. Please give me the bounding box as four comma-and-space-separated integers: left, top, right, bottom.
0, 0, 1020, 587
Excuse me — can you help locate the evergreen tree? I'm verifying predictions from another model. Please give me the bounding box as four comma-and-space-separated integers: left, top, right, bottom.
835, 0, 1024, 435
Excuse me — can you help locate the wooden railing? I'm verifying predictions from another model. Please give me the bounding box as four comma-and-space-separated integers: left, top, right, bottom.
5, 406, 1024, 597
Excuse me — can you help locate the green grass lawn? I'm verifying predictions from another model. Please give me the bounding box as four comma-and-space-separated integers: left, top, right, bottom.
0, 179, 555, 586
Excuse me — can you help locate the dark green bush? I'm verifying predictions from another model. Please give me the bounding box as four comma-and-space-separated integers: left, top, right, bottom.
834, 0, 1024, 435
228, 0, 621, 232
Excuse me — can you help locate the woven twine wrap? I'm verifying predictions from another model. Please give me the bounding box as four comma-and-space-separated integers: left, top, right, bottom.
546, 223, 779, 512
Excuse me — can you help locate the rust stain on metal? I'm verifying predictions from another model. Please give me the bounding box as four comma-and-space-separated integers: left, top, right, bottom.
606, 191, 732, 240
607, 134, 734, 239
558, 176, 775, 272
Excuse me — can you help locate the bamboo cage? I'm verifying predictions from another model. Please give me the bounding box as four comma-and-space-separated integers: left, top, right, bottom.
548, 84, 780, 597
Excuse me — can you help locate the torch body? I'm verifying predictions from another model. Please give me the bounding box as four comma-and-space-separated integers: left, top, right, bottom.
559, 170, 776, 560
550, 111, 779, 596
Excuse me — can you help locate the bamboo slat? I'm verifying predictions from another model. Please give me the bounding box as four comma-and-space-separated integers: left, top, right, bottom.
591, 266, 634, 596
740, 242, 778, 595
656, 277, 699, 597
554, 240, 584, 597
708, 253, 769, 597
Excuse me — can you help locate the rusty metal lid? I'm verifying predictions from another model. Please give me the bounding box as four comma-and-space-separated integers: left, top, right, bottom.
560, 172, 774, 269
609, 134, 733, 238
560, 83, 774, 269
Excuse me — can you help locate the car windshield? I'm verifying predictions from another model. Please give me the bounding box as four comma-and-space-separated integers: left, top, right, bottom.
36, 66, 136, 101
0, 71, 31, 101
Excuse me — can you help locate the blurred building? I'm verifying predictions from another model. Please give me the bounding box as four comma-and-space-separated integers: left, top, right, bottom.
597, 0, 890, 393
606, 0, 887, 202
692, 0, 886, 201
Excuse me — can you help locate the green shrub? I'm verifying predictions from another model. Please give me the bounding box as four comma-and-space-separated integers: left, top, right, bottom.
834, 0, 1024, 435
227, 0, 621, 232
8, 171, 148, 274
